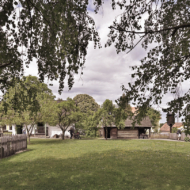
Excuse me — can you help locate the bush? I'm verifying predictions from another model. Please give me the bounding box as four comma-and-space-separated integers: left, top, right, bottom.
184, 137, 189, 142
172, 127, 178, 133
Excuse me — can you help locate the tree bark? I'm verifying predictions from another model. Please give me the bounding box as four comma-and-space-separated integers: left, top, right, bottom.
106, 126, 107, 140
26, 127, 30, 144
61, 128, 65, 140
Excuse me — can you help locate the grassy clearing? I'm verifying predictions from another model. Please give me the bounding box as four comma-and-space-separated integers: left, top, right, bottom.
1, 139, 190, 190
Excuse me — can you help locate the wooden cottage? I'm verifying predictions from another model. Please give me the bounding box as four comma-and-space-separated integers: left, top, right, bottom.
99, 116, 152, 139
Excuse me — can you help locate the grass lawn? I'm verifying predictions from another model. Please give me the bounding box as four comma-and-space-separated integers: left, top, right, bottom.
1, 139, 190, 190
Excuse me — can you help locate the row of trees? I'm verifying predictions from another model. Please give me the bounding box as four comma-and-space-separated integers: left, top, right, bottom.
0, 76, 161, 142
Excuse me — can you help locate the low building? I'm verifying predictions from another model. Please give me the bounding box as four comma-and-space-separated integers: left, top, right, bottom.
160, 122, 184, 134
99, 116, 152, 139
4, 123, 73, 138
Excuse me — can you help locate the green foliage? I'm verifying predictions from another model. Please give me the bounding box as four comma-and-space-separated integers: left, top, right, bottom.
183, 114, 190, 137
184, 126, 190, 137
73, 94, 99, 114
146, 108, 161, 127
184, 137, 189, 142
83, 109, 102, 137
0, 75, 55, 143
104, 0, 190, 121
48, 97, 83, 139
0, 0, 102, 94
172, 127, 178, 133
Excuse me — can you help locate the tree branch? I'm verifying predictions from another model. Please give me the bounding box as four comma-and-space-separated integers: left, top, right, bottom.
109, 23, 190, 35
27, 0, 56, 34
0, 61, 13, 69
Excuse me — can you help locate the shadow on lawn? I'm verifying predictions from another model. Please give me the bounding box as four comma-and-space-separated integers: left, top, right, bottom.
0, 148, 190, 190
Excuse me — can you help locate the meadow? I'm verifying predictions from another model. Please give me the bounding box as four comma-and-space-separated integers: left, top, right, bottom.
0, 138, 190, 190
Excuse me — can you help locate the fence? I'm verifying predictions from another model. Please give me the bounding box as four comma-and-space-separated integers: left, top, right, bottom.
150, 133, 190, 141
0, 134, 27, 159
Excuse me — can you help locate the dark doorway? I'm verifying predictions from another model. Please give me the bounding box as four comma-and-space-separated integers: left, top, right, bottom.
16, 125, 23, 134
37, 122, 44, 133
138, 128, 146, 138
104, 127, 111, 138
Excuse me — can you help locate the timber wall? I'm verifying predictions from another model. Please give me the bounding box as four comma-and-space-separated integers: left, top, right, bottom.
117, 129, 138, 139
0, 134, 27, 159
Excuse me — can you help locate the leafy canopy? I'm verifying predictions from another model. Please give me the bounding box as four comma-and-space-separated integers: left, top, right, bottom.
73, 94, 99, 114
104, 0, 190, 120
0, 0, 103, 95
48, 97, 83, 140
0, 75, 55, 143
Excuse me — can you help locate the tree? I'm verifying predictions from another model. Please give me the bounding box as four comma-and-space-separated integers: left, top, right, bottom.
0, 0, 102, 113
146, 108, 161, 132
97, 99, 133, 139
0, 75, 56, 143
73, 94, 99, 114
84, 109, 102, 137
99, 100, 116, 140
73, 94, 100, 136
104, 0, 190, 121
48, 98, 83, 140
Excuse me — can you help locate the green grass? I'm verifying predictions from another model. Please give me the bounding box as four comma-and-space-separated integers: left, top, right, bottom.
1, 139, 190, 190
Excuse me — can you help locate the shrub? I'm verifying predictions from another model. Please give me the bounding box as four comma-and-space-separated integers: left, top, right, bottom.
172, 127, 178, 133
184, 137, 189, 142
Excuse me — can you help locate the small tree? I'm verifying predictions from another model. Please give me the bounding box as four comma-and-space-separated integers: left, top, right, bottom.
48, 98, 83, 140
146, 108, 161, 132
84, 110, 101, 137
0, 75, 55, 144
98, 100, 116, 140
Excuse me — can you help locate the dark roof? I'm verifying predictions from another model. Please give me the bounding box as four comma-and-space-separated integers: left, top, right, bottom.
101, 116, 152, 128
125, 116, 152, 128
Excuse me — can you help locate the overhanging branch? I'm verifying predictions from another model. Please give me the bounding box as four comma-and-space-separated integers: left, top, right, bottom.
109, 23, 190, 35
0, 61, 13, 69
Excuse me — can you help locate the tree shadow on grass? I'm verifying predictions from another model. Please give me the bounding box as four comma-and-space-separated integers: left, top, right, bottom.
0, 149, 190, 190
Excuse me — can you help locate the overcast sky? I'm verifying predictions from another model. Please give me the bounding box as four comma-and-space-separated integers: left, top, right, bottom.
22, 0, 184, 124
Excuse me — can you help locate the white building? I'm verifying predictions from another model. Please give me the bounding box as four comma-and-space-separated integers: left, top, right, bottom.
5, 123, 74, 138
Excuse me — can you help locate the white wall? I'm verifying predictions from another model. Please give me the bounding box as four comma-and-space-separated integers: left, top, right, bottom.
12, 125, 16, 135
47, 125, 73, 138
6, 125, 17, 135
4, 123, 74, 138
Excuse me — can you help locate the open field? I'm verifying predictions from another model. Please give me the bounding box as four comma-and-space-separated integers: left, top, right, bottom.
1, 139, 190, 190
